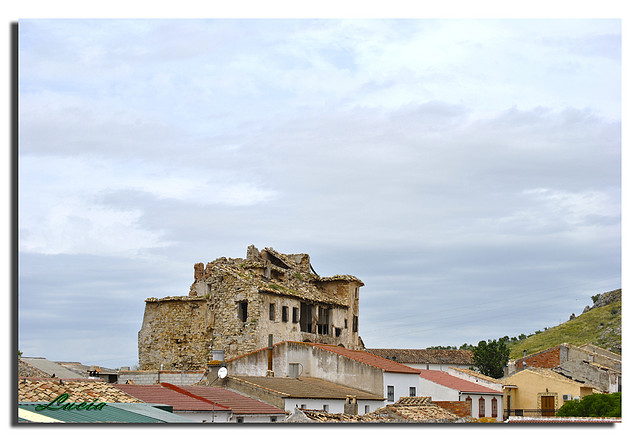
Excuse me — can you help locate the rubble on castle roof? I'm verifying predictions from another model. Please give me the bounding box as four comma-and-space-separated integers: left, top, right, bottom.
149, 245, 363, 306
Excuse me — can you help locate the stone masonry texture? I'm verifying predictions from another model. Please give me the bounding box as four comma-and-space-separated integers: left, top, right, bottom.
138, 245, 365, 370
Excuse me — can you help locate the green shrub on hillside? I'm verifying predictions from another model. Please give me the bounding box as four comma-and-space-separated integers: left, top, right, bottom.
557, 393, 621, 418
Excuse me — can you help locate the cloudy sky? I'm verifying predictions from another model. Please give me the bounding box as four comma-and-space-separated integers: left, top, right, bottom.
17, 17, 621, 369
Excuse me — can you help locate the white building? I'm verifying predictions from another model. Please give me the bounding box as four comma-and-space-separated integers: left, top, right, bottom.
366, 348, 474, 371
419, 370, 504, 421
217, 341, 422, 409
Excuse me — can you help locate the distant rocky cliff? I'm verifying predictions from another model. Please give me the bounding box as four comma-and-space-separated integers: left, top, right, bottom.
582, 288, 621, 314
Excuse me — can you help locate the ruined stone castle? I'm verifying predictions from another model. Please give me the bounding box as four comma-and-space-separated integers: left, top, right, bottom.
138, 245, 365, 370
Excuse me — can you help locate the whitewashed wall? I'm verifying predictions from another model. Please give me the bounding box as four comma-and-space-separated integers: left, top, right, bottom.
284, 398, 384, 415
383, 372, 420, 403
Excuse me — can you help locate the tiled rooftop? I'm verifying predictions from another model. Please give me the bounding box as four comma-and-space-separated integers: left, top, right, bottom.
287, 397, 462, 423
502, 367, 598, 389
19, 357, 84, 379
309, 343, 421, 374
18, 378, 142, 403
113, 383, 230, 411
231, 376, 385, 401
419, 370, 503, 394
180, 385, 285, 414
18, 359, 49, 378
366, 348, 474, 365
449, 367, 504, 384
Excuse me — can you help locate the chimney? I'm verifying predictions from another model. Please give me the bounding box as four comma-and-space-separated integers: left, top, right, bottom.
267, 334, 274, 375
344, 395, 358, 415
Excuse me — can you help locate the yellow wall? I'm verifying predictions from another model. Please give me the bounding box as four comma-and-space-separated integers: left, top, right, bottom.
503, 369, 594, 412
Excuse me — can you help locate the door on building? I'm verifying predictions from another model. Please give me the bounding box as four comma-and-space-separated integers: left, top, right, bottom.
540, 396, 555, 416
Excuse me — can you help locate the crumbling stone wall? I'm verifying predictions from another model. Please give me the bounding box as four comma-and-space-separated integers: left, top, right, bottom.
138, 245, 365, 369
138, 297, 211, 370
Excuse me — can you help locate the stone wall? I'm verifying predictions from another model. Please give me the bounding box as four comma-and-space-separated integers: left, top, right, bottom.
138, 246, 365, 369
138, 297, 211, 370
117, 370, 205, 385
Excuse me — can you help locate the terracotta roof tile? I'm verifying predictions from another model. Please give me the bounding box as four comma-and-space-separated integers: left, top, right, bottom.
289, 398, 462, 422
419, 370, 503, 395
112, 383, 229, 411
18, 359, 49, 378
18, 378, 142, 403
231, 376, 384, 400
366, 348, 474, 365
180, 385, 285, 414
449, 367, 504, 384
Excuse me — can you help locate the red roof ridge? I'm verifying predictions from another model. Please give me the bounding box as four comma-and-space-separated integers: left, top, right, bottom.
419, 370, 502, 395
160, 382, 231, 410
309, 343, 421, 374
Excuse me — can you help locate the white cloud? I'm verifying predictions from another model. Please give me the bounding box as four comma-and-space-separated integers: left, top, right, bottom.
19, 154, 277, 256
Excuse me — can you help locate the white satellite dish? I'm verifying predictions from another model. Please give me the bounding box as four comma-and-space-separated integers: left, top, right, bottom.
218, 367, 228, 379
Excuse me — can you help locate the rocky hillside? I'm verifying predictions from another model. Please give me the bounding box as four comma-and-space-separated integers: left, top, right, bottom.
509, 289, 621, 359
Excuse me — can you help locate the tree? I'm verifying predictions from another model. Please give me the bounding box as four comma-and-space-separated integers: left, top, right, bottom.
472, 338, 510, 378
557, 393, 621, 418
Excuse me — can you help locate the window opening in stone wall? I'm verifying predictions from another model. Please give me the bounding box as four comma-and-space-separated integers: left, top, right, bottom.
387, 385, 394, 402
355, 286, 359, 299
282, 306, 289, 322
409, 387, 416, 397
269, 303, 276, 321
318, 306, 330, 335
335, 328, 341, 337
292, 307, 299, 323
352, 315, 358, 332
300, 302, 313, 333
238, 301, 248, 322
344, 319, 348, 329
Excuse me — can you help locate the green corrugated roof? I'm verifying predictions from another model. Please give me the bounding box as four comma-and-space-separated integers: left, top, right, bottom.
19, 403, 192, 423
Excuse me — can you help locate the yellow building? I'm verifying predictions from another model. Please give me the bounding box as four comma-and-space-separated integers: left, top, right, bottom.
501, 367, 599, 418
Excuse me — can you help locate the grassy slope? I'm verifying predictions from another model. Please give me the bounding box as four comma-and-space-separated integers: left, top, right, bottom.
508, 301, 621, 360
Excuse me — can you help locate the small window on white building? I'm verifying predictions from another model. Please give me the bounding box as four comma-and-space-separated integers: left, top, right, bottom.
409, 387, 416, 397
387, 385, 394, 402
323, 404, 329, 412
364, 405, 370, 413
